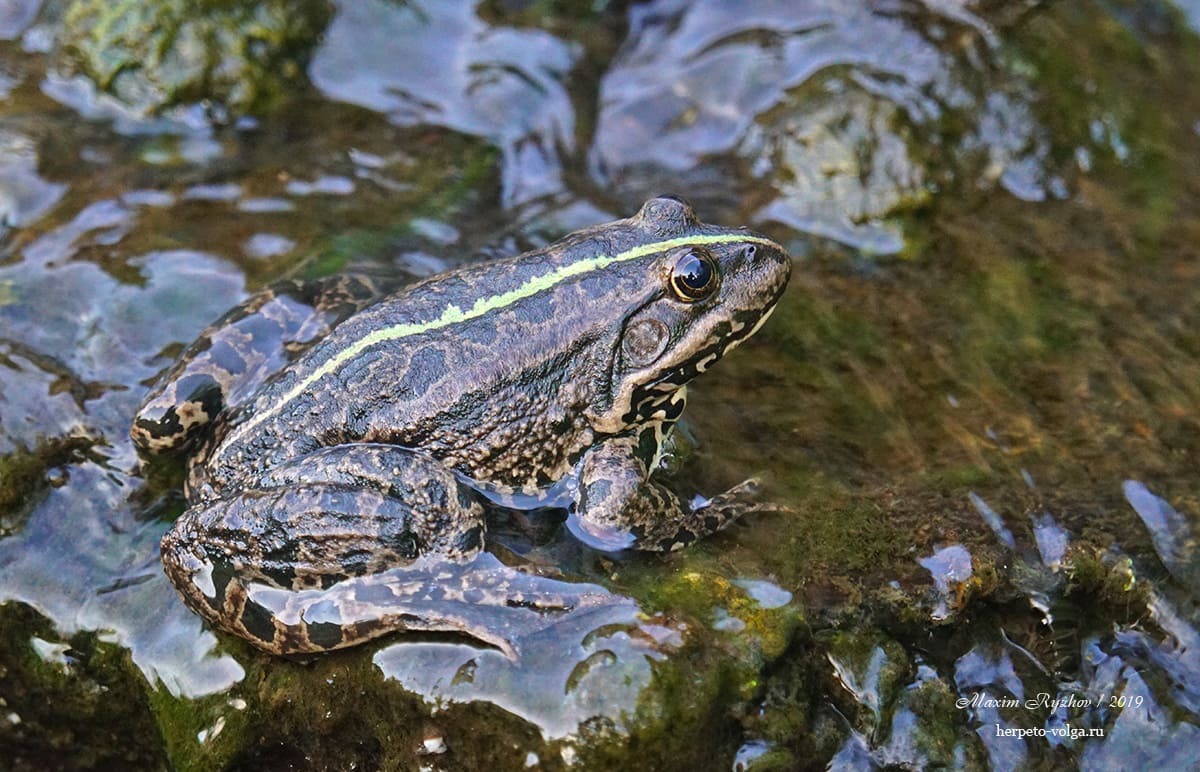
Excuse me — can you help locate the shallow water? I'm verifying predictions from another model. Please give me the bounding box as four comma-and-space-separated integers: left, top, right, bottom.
1, 1, 1198, 769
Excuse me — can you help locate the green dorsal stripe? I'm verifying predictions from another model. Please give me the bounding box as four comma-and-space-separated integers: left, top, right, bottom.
225, 232, 779, 444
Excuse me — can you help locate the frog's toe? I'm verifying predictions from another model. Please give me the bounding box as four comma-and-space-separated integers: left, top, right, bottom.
707, 476, 794, 515
565, 513, 638, 553
720, 476, 762, 501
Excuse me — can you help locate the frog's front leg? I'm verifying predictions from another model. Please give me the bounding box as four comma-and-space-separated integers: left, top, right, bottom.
569, 435, 763, 552
161, 444, 486, 654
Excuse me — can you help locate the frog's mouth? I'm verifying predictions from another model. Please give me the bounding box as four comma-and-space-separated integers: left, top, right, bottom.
610, 281, 786, 435
628, 301, 782, 410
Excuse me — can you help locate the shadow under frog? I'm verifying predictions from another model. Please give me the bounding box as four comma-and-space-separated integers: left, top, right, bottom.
132, 197, 791, 656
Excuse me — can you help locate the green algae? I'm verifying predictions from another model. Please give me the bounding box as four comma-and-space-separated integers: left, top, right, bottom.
657, 4, 1200, 762
0, 603, 167, 769
1063, 548, 1149, 614
0, 437, 92, 527
295, 140, 501, 281
147, 685, 254, 772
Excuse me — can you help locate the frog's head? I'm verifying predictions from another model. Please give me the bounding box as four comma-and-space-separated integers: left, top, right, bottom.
587, 196, 792, 433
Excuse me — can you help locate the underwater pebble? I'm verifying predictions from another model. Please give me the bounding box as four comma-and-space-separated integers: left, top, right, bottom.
182, 183, 242, 202
969, 492, 1015, 549
196, 716, 225, 744
286, 175, 355, 196
238, 197, 295, 213
919, 544, 973, 621
421, 736, 447, 755
242, 233, 296, 260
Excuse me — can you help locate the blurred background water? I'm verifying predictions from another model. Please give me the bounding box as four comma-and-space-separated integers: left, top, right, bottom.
1, 1, 1199, 769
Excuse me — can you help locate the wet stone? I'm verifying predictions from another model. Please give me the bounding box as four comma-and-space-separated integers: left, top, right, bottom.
54, 0, 331, 114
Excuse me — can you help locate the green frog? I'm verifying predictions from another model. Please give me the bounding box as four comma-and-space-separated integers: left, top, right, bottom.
133, 197, 791, 655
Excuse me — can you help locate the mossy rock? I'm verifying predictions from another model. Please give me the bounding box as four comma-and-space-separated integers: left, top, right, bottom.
57, 0, 332, 114
0, 602, 167, 769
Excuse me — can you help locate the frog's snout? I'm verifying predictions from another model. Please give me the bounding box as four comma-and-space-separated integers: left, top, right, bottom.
739, 235, 792, 306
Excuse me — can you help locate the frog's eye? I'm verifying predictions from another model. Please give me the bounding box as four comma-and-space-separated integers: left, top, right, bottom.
668, 248, 719, 302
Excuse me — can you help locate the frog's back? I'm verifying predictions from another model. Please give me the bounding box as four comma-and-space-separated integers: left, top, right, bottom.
201, 233, 648, 492
192, 196, 788, 495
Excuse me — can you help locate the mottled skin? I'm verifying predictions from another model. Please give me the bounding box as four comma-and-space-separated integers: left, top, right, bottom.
133, 274, 383, 453
135, 197, 791, 655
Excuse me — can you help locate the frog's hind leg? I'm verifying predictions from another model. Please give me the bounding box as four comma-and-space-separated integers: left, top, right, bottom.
160, 444, 487, 654
132, 275, 381, 455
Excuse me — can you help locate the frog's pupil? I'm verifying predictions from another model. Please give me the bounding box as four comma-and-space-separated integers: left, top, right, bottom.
669, 248, 718, 301
679, 253, 711, 290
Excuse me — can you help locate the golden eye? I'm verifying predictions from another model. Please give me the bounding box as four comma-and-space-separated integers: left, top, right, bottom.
669, 248, 719, 301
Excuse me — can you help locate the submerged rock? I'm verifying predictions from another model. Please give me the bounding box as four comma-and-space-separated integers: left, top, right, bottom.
590, 0, 1056, 254
54, 0, 331, 114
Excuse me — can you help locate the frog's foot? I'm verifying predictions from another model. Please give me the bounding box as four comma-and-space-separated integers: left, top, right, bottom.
132, 275, 380, 455
161, 444, 488, 654
569, 437, 769, 552
244, 554, 622, 659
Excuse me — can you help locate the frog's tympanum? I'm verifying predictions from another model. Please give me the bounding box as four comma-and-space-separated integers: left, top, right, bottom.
133, 197, 791, 655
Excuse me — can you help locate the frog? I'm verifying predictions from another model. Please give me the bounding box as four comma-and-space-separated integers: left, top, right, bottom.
133, 196, 791, 655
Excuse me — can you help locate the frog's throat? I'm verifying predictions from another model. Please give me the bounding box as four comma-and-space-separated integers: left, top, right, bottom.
223, 232, 782, 447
